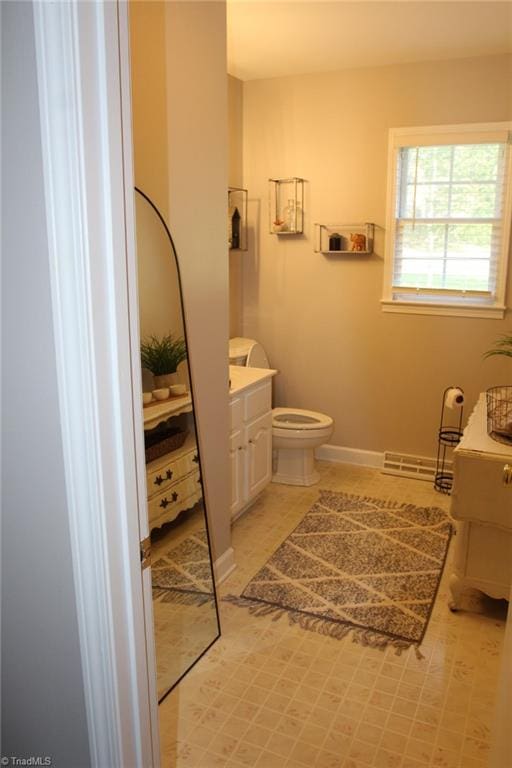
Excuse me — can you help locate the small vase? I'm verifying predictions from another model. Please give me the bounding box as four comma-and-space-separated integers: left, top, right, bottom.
282, 198, 302, 233
154, 372, 178, 388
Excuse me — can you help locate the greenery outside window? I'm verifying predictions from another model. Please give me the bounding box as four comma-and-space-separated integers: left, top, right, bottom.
382, 123, 512, 318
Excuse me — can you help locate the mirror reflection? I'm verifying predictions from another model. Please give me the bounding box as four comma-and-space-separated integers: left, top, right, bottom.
135, 187, 220, 702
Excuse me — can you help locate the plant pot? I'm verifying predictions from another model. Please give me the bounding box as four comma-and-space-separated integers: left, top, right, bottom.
154, 372, 178, 388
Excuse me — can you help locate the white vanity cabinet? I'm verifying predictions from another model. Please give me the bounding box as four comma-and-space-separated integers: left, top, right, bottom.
449, 393, 512, 609
230, 377, 273, 520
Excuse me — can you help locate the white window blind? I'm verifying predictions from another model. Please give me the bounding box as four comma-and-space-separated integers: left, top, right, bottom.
383, 124, 512, 317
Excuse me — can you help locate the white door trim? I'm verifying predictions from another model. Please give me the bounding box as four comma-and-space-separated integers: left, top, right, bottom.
33, 2, 156, 765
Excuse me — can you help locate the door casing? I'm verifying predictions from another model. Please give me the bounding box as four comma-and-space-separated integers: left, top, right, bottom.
33, 2, 158, 765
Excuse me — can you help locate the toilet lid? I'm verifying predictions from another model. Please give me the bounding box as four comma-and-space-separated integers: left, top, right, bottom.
272, 407, 333, 430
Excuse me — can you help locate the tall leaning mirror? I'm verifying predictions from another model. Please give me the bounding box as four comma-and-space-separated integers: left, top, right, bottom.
134, 187, 221, 703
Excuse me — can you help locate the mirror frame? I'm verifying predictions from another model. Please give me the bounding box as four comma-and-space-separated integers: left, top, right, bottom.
135, 186, 221, 702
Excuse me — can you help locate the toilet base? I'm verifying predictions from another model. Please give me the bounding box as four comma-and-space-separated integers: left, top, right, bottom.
272, 446, 320, 486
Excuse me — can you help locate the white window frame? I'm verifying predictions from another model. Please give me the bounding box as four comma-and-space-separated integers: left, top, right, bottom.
382, 122, 512, 318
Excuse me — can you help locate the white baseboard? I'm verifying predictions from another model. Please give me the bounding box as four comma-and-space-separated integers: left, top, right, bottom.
315, 443, 385, 469
214, 546, 236, 585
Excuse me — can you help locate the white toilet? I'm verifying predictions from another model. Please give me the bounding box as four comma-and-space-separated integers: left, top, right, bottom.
229, 338, 334, 486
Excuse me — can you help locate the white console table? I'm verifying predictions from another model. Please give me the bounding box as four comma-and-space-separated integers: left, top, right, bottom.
449, 393, 512, 609
143, 395, 200, 531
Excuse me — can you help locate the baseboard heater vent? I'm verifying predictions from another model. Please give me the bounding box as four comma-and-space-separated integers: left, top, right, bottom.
383, 451, 448, 482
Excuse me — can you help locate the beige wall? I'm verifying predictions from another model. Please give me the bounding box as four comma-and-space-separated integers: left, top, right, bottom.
229, 74, 244, 336
135, 190, 184, 342
241, 54, 512, 458
130, 2, 230, 561
130, 1, 169, 218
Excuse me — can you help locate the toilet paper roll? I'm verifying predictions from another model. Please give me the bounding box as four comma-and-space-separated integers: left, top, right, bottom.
445, 387, 464, 409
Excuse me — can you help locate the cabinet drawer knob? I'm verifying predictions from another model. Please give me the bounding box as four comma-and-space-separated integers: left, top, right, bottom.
503, 464, 512, 486
166, 469, 173, 480
154, 475, 164, 486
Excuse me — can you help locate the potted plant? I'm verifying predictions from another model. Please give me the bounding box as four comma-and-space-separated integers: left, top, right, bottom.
140, 332, 187, 388
484, 332, 512, 360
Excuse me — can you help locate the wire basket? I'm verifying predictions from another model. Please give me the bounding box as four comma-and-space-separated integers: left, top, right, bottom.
145, 428, 188, 463
486, 386, 512, 446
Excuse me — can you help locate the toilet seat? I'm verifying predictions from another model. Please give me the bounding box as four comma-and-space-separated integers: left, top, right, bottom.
272, 407, 333, 431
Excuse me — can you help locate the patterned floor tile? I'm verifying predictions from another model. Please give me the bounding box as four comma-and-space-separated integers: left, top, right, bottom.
159, 462, 507, 767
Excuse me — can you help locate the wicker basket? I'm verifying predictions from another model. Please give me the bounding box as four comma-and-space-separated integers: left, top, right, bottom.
486, 386, 512, 445
145, 429, 188, 463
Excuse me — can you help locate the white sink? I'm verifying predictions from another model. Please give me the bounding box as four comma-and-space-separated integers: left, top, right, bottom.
228, 364, 277, 395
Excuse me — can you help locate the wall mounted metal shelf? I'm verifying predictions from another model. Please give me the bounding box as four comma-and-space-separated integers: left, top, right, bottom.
314, 222, 374, 254
269, 177, 304, 235
228, 187, 248, 251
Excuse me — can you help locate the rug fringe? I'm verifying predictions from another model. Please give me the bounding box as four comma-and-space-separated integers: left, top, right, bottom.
223, 594, 422, 657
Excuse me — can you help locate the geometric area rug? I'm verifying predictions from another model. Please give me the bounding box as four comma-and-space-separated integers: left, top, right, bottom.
225, 491, 452, 657
152, 528, 215, 607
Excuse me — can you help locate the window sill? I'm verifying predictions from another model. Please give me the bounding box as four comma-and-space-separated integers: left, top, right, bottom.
381, 299, 506, 319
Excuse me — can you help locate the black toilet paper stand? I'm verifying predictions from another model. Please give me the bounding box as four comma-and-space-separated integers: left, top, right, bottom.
434, 387, 464, 494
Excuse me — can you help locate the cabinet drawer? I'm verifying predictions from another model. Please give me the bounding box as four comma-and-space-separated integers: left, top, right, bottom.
244, 381, 271, 422
466, 523, 512, 585
452, 452, 512, 531
230, 397, 243, 431
148, 469, 201, 523
147, 446, 199, 498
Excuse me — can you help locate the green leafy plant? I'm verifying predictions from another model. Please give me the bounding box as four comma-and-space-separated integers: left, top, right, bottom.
484, 333, 512, 360
140, 333, 187, 375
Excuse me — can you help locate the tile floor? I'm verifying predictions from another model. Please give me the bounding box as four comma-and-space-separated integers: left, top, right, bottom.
152, 508, 219, 700
158, 462, 507, 768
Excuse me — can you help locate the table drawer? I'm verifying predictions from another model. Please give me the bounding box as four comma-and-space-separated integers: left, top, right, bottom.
466, 523, 512, 585
147, 447, 199, 498
452, 452, 512, 531
148, 469, 201, 522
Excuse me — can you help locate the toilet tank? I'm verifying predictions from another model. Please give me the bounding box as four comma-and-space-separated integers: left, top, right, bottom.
229, 337, 270, 368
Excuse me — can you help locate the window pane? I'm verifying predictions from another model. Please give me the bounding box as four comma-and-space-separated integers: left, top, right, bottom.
395, 221, 493, 291
398, 258, 443, 288
397, 257, 490, 291
402, 183, 450, 217
397, 222, 446, 259
447, 222, 493, 259
405, 146, 451, 183
452, 144, 500, 181
450, 183, 499, 218
399, 143, 503, 219
445, 259, 489, 290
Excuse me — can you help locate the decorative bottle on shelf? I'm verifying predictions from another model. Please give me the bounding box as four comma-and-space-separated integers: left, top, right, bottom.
282, 198, 299, 233
230, 207, 241, 249
228, 205, 241, 249
329, 233, 342, 251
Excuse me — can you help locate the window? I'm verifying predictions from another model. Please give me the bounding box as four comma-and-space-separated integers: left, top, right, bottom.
383, 123, 512, 317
